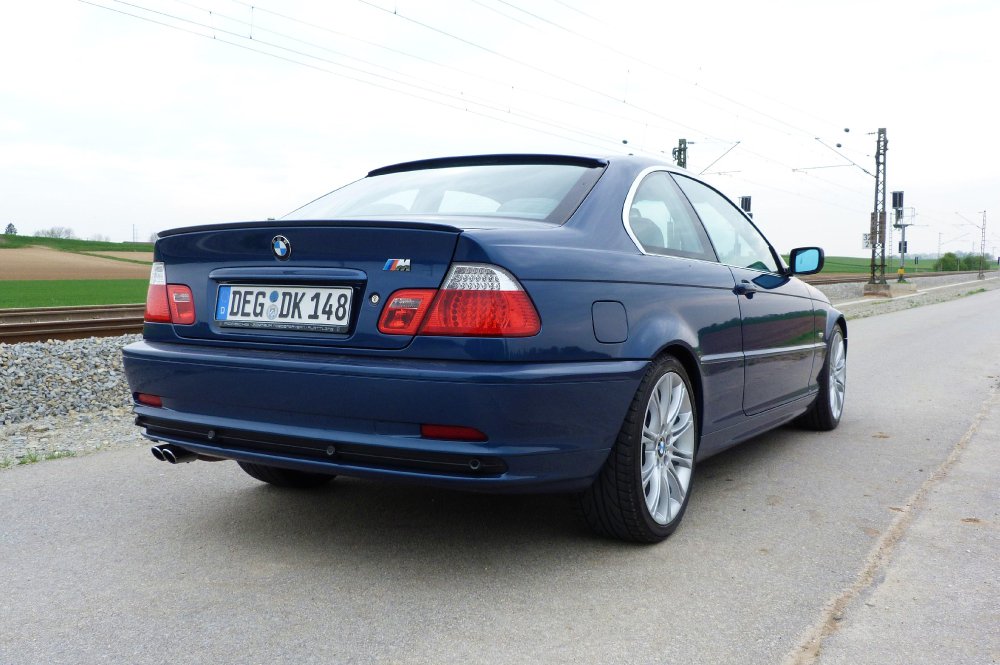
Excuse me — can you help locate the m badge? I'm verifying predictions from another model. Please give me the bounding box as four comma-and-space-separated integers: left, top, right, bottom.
383, 259, 411, 272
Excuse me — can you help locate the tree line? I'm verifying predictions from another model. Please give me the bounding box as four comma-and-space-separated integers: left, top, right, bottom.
933, 252, 997, 271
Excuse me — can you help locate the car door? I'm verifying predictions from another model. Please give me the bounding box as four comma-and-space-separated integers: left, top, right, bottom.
672, 174, 818, 416
623, 169, 746, 434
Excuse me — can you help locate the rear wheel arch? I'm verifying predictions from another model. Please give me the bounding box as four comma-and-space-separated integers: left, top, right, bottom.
653, 343, 704, 447
833, 316, 847, 346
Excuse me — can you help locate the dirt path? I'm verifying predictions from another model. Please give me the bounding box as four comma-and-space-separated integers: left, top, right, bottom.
0, 247, 151, 280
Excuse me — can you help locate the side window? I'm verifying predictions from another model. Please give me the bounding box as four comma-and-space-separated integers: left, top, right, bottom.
626, 171, 715, 261
673, 174, 779, 273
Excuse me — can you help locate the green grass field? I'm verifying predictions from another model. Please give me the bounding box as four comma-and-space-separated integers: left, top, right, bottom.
793, 255, 997, 274
0, 235, 152, 252
0, 279, 148, 308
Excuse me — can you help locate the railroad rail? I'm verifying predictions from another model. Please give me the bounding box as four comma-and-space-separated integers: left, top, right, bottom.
0, 304, 144, 344
0, 271, 992, 343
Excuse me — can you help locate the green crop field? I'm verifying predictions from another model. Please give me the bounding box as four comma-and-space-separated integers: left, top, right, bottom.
0, 235, 152, 252
793, 255, 996, 274
0, 279, 148, 308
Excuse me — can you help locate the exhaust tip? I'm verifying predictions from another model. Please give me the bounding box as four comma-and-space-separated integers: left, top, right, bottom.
150, 446, 166, 462
468, 458, 482, 472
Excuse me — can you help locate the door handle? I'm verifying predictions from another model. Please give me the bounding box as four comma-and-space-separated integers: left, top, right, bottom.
734, 280, 757, 298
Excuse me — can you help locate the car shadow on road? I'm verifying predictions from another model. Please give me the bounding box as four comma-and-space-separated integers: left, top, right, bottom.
168, 423, 815, 564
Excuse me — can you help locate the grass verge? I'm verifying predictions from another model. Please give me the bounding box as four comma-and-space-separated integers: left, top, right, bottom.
0, 279, 147, 308
0, 235, 152, 252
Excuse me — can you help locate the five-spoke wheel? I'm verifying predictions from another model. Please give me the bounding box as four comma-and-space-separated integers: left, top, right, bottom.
578, 355, 699, 543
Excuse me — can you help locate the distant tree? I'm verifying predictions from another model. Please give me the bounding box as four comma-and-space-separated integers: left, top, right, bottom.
934, 252, 959, 271
148, 232, 159, 243
4, 223, 15, 235
89, 233, 111, 242
33, 226, 77, 239
961, 254, 985, 271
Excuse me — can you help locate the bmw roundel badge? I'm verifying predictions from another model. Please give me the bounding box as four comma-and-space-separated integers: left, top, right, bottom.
272, 235, 291, 261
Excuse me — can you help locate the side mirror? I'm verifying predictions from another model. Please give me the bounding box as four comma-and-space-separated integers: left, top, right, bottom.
788, 247, 824, 275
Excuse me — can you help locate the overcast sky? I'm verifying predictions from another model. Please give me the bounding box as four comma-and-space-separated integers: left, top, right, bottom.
1, 0, 998, 258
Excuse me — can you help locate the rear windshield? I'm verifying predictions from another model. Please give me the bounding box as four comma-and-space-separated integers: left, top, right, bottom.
283, 162, 604, 225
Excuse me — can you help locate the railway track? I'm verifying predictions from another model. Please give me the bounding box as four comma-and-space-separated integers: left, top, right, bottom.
0, 271, 991, 343
0, 304, 144, 344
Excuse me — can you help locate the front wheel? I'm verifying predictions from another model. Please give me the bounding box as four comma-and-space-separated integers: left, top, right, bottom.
578, 356, 699, 543
797, 324, 846, 431
237, 461, 335, 489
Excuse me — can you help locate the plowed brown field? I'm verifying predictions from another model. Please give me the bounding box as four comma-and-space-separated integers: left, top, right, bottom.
85, 251, 155, 262
0, 247, 151, 280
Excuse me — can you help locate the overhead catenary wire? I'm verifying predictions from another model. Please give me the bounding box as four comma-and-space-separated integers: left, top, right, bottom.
229, 0, 881, 199
348, 0, 733, 143
487, 0, 845, 141
213, 0, 719, 141
80, 0, 884, 217
80, 0, 671, 155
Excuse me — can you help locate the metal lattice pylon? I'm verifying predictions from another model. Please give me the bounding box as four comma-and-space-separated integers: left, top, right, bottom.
869, 128, 888, 284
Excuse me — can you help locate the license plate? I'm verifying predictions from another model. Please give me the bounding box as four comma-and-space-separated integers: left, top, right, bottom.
215, 284, 353, 333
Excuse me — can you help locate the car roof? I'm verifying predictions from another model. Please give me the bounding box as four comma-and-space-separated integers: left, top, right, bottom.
366, 153, 688, 177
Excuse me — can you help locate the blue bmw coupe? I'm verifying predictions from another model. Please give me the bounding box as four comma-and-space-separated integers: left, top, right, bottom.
123, 154, 847, 542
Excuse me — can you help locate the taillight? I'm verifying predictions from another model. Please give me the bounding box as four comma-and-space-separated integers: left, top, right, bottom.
377, 289, 436, 335
420, 264, 540, 337
144, 263, 170, 322
167, 285, 195, 324
144, 262, 196, 324
377, 264, 540, 337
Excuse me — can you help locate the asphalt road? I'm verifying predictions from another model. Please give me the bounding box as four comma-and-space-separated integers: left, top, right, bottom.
2, 290, 999, 665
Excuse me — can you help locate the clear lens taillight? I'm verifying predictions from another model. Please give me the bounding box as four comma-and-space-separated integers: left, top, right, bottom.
378, 264, 541, 337
419, 264, 540, 337
144, 263, 170, 322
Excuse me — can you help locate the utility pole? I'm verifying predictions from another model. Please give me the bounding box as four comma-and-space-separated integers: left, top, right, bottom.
672, 138, 688, 169
868, 128, 888, 285
978, 210, 987, 279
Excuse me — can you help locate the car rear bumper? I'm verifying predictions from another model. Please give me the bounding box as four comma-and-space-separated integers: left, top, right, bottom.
122, 341, 647, 492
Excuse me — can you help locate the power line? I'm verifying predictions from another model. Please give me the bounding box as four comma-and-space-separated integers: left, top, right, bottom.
220, 0, 723, 143
349, 0, 731, 143
231, 0, 853, 176
487, 0, 842, 141
80, 0, 889, 218
78, 0, 643, 154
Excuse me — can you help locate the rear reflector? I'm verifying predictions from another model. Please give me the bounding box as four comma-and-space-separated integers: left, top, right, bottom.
420, 424, 488, 442
136, 393, 163, 407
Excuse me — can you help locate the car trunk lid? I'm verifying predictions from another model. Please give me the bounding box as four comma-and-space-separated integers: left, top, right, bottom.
153, 221, 461, 350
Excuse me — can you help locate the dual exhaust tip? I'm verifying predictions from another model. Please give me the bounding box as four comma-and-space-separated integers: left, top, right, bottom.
150, 444, 197, 464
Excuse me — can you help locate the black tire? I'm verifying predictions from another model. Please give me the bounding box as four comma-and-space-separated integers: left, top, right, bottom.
796, 324, 846, 431
237, 461, 335, 489
578, 355, 699, 543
